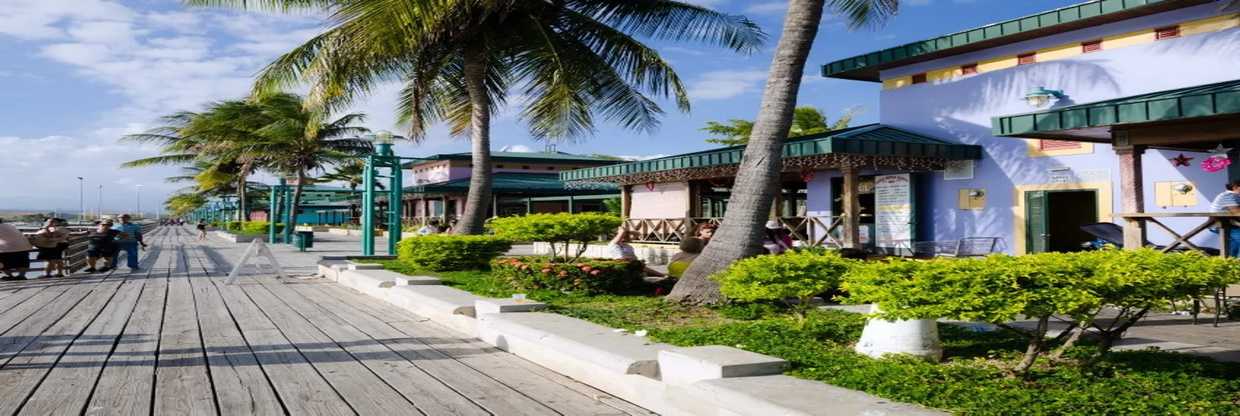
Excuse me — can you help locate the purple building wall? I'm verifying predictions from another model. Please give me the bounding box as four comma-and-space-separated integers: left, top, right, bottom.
810, 4, 1240, 253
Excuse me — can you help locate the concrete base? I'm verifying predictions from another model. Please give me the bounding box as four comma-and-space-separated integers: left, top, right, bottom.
475, 298, 547, 315
386, 285, 481, 335
393, 275, 442, 286
338, 269, 398, 298
212, 231, 266, 243
531, 242, 676, 265
855, 306, 942, 361
690, 375, 945, 416
658, 346, 787, 386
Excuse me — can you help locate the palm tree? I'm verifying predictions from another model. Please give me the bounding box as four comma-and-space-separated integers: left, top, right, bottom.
667, 0, 899, 305
248, 93, 373, 231
166, 193, 207, 217
703, 106, 856, 146
319, 159, 384, 192
185, 0, 765, 235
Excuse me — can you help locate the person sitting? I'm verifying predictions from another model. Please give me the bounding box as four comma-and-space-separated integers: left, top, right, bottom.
0, 219, 34, 281
667, 237, 705, 279
607, 227, 665, 277
86, 220, 120, 273
695, 223, 718, 242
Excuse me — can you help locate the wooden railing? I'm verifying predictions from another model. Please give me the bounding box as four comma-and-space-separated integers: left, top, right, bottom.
622, 216, 846, 247
1117, 212, 1239, 326
21, 223, 158, 273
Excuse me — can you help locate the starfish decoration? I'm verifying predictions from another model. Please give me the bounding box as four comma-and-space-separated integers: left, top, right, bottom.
1170, 153, 1194, 167
1209, 144, 1234, 154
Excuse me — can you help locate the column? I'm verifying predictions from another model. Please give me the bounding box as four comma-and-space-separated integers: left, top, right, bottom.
1115, 143, 1145, 250
842, 167, 862, 249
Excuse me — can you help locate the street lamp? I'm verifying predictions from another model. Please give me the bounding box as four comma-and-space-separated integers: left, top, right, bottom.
362, 130, 404, 256
136, 184, 143, 219
1023, 86, 1067, 108
77, 177, 85, 223
97, 184, 104, 220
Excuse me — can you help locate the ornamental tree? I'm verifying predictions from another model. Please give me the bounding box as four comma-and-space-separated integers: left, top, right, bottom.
713, 250, 856, 323
489, 213, 622, 263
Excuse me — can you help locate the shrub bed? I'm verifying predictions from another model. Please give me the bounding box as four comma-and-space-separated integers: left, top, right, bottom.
397, 235, 511, 271
489, 212, 621, 262
490, 256, 644, 293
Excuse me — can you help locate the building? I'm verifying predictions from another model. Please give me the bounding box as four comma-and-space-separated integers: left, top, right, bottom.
566, 0, 1240, 255
398, 151, 623, 225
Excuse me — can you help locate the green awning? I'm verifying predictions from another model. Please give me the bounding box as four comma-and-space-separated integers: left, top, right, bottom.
821, 0, 1208, 82
561, 124, 982, 183
991, 79, 1240, 140
404, 172, 618, 196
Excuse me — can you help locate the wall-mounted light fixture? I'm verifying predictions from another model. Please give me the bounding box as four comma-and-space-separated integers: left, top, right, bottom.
968, 189, 986, 198
1174, 183, 1194, 194
1024, 86, 1067, 108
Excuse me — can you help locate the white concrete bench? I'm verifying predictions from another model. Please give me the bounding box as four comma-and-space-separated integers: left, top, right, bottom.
685, 375, 946, 416
338, 269, 404, 298
477, 312, 669, 377
316, 259, 349, 282
386, 285, 483, 335
658, 346, 787, 386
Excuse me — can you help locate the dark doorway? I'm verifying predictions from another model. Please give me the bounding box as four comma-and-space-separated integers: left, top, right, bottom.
1026, 190, 1098, 253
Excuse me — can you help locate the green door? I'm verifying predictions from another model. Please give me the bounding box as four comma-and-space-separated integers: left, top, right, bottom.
1026, 191, 1049, 253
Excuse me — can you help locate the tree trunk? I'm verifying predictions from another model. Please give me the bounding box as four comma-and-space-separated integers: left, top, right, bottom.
1013, 316, 1050, 375
237, 174, 249, 222
666, 0, 825, 305
288, 170, 306, 233
454, 42, 493, 235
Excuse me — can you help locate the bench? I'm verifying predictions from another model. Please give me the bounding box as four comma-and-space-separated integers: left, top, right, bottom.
477, 312, 670, 377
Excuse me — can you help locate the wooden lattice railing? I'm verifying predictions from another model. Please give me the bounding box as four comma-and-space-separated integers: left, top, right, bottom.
622, 216, 846, 247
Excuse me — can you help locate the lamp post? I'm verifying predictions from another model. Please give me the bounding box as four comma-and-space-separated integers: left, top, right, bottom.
362, 131, 404, 256
1023, 86, 1066, 108
136, 184, 143, 219
97, 184, 104, 219
77, 177, 85, 223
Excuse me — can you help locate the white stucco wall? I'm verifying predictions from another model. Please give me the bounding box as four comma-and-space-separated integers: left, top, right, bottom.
630, 182, 690, 219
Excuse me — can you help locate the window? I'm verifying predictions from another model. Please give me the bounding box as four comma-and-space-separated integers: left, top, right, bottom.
1156, 26, 1180, 40
546, 166, 556, 170
961, 64, 978, 75
911, 73, 927, 84
1039, 140, 1082, 151
1081, 40, 1102, 53
1018, 53, 1037, 65
521, 165, 530, 170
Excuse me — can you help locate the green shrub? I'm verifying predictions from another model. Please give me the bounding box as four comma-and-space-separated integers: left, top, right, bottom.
397, 235, 512, 271
490, 256, 643, 293
714, 250, 856, 321
238, 221, 283, 235
489, 213, 621, 262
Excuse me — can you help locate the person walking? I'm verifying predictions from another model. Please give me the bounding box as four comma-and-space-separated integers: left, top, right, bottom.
32, 218, 82, 278
111, 214, 146, 271
196, 219, 208, 241
0, 219, 34, 281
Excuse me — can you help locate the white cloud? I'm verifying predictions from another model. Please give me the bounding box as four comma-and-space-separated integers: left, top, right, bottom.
501, 145, 536, 152
0, 0, 135, 40
687, 70, 768, 100
744, 2, 788, 15
0, 135, 179, 213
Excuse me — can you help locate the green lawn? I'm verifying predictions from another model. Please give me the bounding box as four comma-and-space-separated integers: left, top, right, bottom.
367, 260, 1240, 416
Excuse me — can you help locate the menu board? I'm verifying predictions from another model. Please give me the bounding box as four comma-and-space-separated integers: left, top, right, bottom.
874, 174, 913, 248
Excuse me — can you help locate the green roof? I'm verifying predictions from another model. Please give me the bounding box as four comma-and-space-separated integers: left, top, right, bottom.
561, 124, 982, 182
404, 172, 618, 196
992, 79, 1240, 138
402, 151, 622, 168
821, 0, 1208, 82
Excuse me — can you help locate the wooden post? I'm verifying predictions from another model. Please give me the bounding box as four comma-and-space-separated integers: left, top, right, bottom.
621, 185, 632, 218
1115, 142, 1146, 250
491, 195, 499, 218
567, 195, 574, 214
842, 167, 862, 249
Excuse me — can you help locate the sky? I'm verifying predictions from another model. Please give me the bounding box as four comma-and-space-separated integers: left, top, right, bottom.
0, 0, 1086, 214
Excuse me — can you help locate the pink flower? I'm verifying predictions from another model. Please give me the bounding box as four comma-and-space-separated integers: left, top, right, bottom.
1202, 155, 1232, 173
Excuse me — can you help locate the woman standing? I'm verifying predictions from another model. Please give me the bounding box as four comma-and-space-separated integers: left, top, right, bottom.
0, 219, 34, 281
32, 219, 77, 278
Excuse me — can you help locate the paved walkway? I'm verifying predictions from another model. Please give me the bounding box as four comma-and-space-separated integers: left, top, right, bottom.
0, 227, 651, 416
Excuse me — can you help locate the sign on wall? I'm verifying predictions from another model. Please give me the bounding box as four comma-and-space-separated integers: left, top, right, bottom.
874, 174, 913, 248
943, 160, 974, 181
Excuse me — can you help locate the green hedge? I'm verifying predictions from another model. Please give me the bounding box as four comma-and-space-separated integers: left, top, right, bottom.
489, 213, 621, 262
397, 235, 512, 271
714, 250, 857, 321
490, 256, 644, 293
239, 221, 283, 235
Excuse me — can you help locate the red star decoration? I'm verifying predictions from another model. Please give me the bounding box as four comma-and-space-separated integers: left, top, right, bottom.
1170, 153, 1193, 167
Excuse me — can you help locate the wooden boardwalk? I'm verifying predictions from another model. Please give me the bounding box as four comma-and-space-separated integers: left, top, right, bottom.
0, 227, 651, 416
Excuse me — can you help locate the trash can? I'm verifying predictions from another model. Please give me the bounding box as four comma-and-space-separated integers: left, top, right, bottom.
294, 231, 315, 251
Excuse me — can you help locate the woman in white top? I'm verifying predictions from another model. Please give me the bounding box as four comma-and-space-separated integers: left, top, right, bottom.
608, 227, 665, 277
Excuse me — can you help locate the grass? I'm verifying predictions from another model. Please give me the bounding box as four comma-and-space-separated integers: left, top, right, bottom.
367, 259, 1240, 416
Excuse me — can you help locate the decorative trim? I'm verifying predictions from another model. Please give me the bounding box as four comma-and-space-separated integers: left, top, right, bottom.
880, 13, 1239, 91
579, 154, 950, 186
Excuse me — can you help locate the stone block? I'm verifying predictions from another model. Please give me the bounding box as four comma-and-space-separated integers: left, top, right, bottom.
689, 375, 946, 416
475, 298, 546, 315
346, 262, 384, 270
477, 312, 669, 377
393, 275, 442, 286
658, 346, 787, 385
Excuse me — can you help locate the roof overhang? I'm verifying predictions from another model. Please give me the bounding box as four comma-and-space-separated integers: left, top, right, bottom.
821, 0, 1212, 82
561, 125, 983, 185
991, 79, 1240, 149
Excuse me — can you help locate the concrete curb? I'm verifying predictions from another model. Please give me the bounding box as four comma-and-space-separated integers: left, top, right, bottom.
318, 255, 948, 416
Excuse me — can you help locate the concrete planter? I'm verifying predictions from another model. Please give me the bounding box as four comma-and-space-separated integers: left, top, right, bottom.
212, 230, 267, 243
531, 242, 675, 265
854, 304, 943, 362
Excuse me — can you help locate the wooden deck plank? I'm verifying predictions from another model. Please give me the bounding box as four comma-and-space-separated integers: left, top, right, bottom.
236, 276, 423, 415
255, 278, 491, 416
183, 246, 285, 416
84, 244, 171, 416
18, 277, 146, 415
152, 244, 218, 416
207, 267, 356, 415
308, 282, 646, 416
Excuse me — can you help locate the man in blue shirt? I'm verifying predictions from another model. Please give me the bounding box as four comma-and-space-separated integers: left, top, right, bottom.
112, 214, 147, 271
1210, 181, 1240, 257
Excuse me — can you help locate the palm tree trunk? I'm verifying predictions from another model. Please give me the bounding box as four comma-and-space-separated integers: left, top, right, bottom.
666, 0, 825, 305
454, 42, 493, 235
288, 170, 306, 234
237, 174, 248, 222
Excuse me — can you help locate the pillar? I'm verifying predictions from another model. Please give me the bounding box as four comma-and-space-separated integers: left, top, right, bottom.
621, 185, 632, 218
1115, 143, 1145, 250
842, 166, 862, 249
